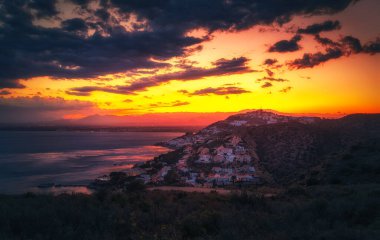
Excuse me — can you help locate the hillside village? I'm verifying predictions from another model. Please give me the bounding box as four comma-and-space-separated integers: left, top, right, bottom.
94, 110, 320, 188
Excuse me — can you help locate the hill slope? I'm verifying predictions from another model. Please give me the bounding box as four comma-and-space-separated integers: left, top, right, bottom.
156, 111, 380, 186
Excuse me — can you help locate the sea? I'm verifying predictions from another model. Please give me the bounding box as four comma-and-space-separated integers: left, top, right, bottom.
0, 131, 183, 194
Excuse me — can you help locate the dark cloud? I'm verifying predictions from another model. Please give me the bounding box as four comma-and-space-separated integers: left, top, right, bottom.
315, 35, 380, 55
65, 90, 91, 97
297, 20, 341, 34
177, 89, 189, 94
290, 35, 380, 69
340, 36, 380, 55
363, 38, 380, 55
0, 96, 94, 111
222, 83, 239, 87
268, 35, 302, 53
116, 57, 252, 92
109, 0, 355, 32
257, 77, 289, 82
27, 0, 59, 18
0, 90, 11, 95
288, 48, 344, 69
0, 0, 357, 88
187, 87, 250, 96
149, 101, 189, 108
61, 18, 88, 32
279, 86, 292, 93
341, 36, 362, 53
0, 96, 95, 123
67, 57, 252, 95
263, 58, 278, 66
0, 1, 202, 88
66, 86, 136, 96
261, 82, 273, 88
70, 0, 91, 7
314, 34, 341, 47
266, 69, 274, 77
94, 8, 110, 21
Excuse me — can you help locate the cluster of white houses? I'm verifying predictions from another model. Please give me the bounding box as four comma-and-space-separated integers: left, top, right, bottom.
194, 144, 252, 164
122, 165, 258, 187
194, 135, 253, 165
205, 165, 257, 186
111, 135, 259, 187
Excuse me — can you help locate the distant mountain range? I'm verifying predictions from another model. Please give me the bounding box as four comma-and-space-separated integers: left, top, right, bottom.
0, 109, 348, 128
50, 112, 235, 127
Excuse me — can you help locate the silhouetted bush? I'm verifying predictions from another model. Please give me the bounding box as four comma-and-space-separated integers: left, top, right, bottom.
125, 179, 146, 192
0, 185, 378, 240
164, 170, 181, 185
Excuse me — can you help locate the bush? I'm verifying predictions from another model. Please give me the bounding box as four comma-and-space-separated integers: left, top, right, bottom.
125, 179, 146, 192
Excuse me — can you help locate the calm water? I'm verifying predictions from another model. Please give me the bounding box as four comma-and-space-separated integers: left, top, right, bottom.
0, 131, 182, 194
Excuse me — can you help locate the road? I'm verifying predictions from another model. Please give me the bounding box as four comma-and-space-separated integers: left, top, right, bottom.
147, 186, 234, 195
147, 186, 280, 198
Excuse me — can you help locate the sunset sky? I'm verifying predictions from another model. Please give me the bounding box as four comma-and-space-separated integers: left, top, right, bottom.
0, 0, 379, 124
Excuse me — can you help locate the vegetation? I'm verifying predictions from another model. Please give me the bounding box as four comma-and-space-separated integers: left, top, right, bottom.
247, 114, 380, 186
164, 170, 181, 185
0, 184, 378, 240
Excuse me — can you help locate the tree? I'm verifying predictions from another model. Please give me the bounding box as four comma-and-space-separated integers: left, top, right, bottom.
125, 179, 146, 192
109, 172, 127, 187
164, 170, 180, 185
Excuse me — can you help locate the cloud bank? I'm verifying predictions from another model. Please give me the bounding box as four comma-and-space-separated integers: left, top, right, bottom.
0, 0, 357, 89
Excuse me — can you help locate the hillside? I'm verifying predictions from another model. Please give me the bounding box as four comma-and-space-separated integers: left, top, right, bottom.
246, 114, 380, 185
147, 111, 380, 187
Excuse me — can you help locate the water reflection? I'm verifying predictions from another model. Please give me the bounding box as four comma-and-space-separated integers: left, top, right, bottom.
0, 131, 183, 194
30, 186, 93, 195
0, 145, 172, 194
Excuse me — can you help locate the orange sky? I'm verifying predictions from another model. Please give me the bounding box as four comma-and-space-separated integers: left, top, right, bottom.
0, 0, 379, 124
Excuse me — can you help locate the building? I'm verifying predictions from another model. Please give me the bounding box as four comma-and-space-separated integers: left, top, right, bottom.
136, 174, 151, 184
208, 174, 232, 186
196, 154, 211, 163
235, 154, 251, 163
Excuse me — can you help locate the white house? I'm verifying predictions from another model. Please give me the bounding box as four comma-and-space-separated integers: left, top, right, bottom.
158, 166, 171, 178
236, 154, 251, 163
137, 174, 151, 184
208, 174, 232, 185
196, 154, 211, 163
235, 145, 246, 154
225, 154, 235, 163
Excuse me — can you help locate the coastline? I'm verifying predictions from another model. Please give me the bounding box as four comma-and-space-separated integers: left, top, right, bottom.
0, 131, 184, 195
